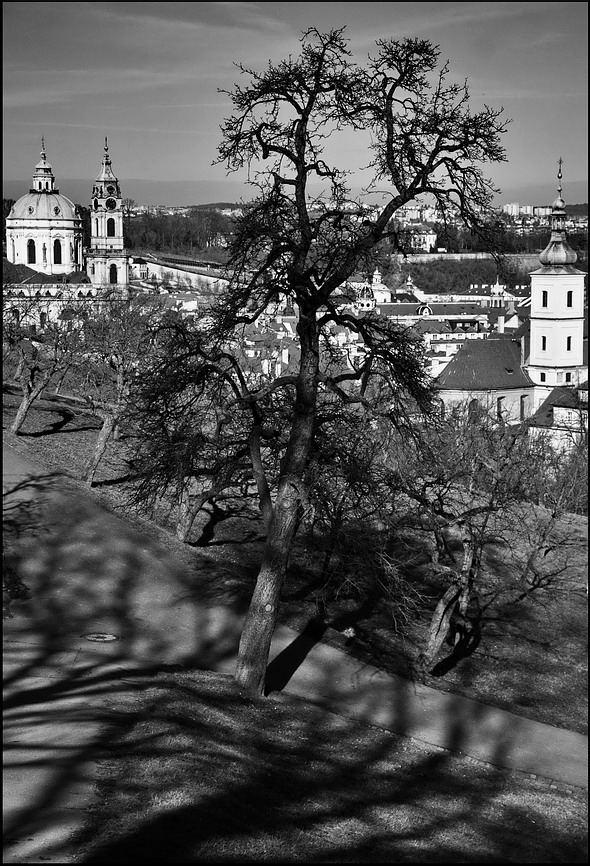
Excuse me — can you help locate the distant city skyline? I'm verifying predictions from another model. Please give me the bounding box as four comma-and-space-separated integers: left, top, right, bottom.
3, 2, 588, 206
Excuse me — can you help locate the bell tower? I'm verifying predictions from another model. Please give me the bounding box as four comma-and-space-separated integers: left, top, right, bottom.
527, 160, 587, 404
86, 138, 129, 289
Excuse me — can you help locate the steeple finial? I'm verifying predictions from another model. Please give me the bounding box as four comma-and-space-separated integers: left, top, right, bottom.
41, 136, 46, 158
538, 157, 576, 266
104, 136, 108, 153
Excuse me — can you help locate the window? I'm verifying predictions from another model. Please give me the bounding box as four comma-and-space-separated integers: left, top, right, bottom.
53, 239, 62, 265
40, 311, 47, 327
541, 336, 547, 351
107, 218, 116, 237
109, 264, 118, 284
27, 239, 36, 264
567, 290, 573, 308
565, 373, 572, 383
541, 291, 548, 308
566, 336, 572, 351
520, 394, 529, 421
468, 398, 479, 420
496, 396, 505, 421
540, 373, 546, 382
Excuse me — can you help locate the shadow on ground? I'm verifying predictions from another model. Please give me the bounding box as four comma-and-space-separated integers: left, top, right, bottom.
3, 474, 587, 863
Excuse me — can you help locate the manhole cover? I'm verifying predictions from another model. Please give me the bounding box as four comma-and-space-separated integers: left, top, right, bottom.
82, 633, 119, 642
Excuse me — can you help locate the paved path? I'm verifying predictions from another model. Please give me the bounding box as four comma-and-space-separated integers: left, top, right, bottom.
3, 440, 588, 863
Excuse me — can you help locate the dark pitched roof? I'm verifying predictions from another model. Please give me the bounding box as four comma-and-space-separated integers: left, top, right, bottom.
2, 260, 91, 285
436, 338, 533, 390
529, 386, 587, 428
3, 259, 39, 283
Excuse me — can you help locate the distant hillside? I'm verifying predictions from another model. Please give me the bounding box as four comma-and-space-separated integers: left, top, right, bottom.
565, 203, 588, 216
190, 202, 241, 211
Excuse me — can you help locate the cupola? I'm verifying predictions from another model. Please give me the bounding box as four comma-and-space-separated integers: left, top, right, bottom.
31, 137, 57, 193
538, 158, 578, 267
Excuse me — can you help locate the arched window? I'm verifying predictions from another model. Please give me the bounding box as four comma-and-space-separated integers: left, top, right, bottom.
468, 398, 479, 420
109, 264, 118, 284
27, 239, 36, 264
107, 218, 116, 237
53, 239, 62, 264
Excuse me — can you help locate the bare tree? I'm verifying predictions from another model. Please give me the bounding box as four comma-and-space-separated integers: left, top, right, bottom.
210, 28, 509, 693
5, 301, 86, 436
75, 294, 167, 485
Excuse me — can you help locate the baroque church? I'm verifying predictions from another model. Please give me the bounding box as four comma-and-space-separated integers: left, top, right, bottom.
5, 138, 129, 289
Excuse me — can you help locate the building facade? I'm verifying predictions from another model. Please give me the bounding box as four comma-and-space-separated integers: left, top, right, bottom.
5, 139, 83, 276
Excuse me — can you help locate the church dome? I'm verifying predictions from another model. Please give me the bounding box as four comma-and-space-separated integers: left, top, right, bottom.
5, 139, 83, 276
9, 191, 79, 222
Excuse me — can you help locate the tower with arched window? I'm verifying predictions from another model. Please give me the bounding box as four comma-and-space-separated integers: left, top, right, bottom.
526, 160, 587, 403
85, 138, 129, 289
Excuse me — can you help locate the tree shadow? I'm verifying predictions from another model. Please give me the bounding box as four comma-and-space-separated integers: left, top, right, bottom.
74, 669, 587, 865
3, 474, 587, 864
19, 408, 76, 436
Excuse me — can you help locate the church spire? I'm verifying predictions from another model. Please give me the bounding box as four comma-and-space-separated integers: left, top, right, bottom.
95, 135, 117, 182
32, 135, 56, 192
538, 158, 577, 267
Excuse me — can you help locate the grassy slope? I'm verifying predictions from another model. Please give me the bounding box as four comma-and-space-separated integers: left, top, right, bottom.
3, 386, 587, 734
75, 671, 587, 864
3, 387, 588, 863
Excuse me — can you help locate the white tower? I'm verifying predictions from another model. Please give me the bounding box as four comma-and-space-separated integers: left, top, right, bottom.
527, 160, 587, 403
85, 138, 129, 289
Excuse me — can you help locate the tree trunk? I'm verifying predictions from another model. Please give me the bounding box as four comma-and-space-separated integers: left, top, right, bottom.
10, 373, 51, 435
176, 485, 210, 542
81, 413, 116, 484
418, 581, 461, 671
53, 364, 71, 396
234, 310, 319, 694
249, 425, 273, 529
234, 478, 304, 693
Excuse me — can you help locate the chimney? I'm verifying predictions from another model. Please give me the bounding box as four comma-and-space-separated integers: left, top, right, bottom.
497, 315, 505, 333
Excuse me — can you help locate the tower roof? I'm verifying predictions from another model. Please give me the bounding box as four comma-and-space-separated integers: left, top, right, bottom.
7, 139, 78, 221
95, 137, 118, 182
30, 137, 58, 192
538, 158, 578, 267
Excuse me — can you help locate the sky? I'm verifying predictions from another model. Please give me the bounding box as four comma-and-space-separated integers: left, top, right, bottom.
3, 1, 588, 206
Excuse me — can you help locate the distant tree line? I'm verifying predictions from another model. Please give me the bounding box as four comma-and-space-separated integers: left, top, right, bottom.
122, 208, 235, 254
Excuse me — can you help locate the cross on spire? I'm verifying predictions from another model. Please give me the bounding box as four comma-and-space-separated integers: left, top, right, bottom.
557, 157, 563, 195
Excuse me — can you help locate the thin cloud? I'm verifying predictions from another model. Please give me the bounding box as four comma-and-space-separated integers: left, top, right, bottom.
88, 0, 287, 35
